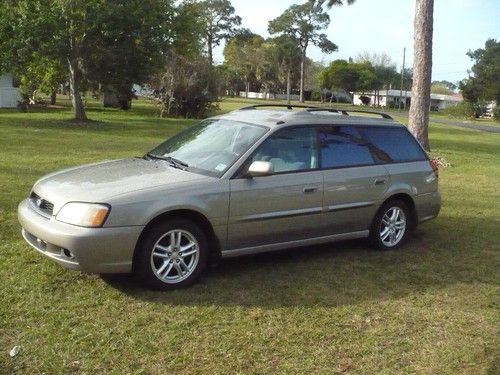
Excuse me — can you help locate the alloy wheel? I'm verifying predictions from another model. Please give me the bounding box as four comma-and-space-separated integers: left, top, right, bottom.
150, 229, 200, 283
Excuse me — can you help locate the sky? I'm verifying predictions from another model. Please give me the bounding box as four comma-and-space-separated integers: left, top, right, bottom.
213, 0, 500, 84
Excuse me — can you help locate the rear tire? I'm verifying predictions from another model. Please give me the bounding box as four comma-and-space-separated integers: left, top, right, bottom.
370, 200, 411, 250
134, 219, 208, 290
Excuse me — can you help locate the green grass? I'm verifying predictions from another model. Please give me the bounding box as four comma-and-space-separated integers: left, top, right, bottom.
1, 98, 499, 374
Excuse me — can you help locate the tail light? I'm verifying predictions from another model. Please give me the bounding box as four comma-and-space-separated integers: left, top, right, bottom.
429, 159, 439, 178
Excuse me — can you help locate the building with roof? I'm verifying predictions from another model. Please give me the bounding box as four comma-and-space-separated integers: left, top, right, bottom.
0, 73, 20, 108
353, 89, 462, 110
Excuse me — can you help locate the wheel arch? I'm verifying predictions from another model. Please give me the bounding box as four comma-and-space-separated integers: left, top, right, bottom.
132, 209, 222, 269
376, 193, 418, 229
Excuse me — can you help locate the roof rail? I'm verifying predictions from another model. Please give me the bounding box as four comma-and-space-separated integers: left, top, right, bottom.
306, 107, 394, 120
239, 104, 320, 110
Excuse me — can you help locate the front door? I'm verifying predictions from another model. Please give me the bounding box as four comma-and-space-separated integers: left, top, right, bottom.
227, 127, 324, 250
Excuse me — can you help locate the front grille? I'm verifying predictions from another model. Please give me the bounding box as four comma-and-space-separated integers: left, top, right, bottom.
29, 192, 54, 217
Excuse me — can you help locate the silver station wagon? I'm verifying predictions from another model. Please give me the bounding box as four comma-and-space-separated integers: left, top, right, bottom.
18, 105, 441, 289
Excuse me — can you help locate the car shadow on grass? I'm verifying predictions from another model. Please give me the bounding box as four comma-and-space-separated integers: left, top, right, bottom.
99, 215, 497, 308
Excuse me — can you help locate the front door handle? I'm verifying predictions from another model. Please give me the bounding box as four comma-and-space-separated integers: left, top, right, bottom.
303, 186, 319, 194
374, 179, 386, 185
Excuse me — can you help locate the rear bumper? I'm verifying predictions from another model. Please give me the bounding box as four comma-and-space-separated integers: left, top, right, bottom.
18, 199, 144, 273
415, 191, 441, 223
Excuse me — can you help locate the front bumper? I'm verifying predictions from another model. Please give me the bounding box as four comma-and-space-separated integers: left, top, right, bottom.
18, 199, 144, 273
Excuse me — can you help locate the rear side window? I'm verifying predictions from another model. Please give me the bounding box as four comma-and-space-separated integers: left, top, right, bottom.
360, 127, 427, 163
319, 126, 375, 168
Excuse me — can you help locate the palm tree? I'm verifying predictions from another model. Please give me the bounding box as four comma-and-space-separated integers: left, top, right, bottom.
409, 0, 434, 151
315, 0, 356, 7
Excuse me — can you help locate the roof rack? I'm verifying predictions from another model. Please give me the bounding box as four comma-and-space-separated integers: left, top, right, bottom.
306, 108, 393, 120
239, 104, 320, 110
237, 104, 394, 120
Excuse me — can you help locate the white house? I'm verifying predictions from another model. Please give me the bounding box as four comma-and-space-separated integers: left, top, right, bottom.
0, 73, 20, 108
353, 89, 462, 110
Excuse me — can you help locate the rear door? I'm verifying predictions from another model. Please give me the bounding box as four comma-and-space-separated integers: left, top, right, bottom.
320, 125, 389, 235
227, 127, 324, 250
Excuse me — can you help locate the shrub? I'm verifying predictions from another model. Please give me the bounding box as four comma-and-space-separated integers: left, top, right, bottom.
150, 52, 219, 118
359, 95, 371, 105
492, 106, 500, 121
310, 90, 322, 102
440, 101, 475, 119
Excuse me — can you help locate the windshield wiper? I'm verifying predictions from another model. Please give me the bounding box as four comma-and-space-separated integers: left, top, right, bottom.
145, 153, 189, 170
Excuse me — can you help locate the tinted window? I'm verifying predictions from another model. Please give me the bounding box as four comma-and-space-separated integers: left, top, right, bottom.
319, 126, 375, 168
252, 127, 318, 173
360, 127, 427, 163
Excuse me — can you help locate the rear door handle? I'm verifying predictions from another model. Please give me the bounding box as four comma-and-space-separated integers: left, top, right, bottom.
374, 179, 386, 185
303, 186, 319, 194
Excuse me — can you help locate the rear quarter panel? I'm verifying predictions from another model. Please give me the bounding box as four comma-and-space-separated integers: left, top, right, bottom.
383, 161, 440, 221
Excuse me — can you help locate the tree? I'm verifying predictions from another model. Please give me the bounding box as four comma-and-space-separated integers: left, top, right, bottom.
430, 82, 454, 95
432, 80, 457, 91
320, 0, 356, 6
266, 36, 302, 102
0, 0, 173, 120
409, 0, 434, 151
223, 31, 265, 97
318, 59, 375, 95
89, 0, 171, 110
304, 58, 325, 96
355, 52, 398, 106
192, 0, 241, 65
148, 2, 219, 118
268, 1, 338, 102
460, 39, 500, 106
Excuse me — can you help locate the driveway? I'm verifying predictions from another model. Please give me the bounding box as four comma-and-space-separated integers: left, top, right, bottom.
429, 117, 500, 133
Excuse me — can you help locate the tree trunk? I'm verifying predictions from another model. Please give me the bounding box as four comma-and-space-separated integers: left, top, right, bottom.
409, 0, 434, 151
299, 50, 306, 103
245, 81, 249, 98
68, 58, 87, 121
50, 90, 57, 105
286, 69, 291, 104
207, 34, 213, 65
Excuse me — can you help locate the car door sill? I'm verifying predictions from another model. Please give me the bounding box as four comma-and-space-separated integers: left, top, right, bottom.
221, 230, 369, 258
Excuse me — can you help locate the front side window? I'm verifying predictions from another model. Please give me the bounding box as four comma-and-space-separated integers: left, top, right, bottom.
319, 126, 375, 168
149, 120, 267, 175
251, 127, 318, 173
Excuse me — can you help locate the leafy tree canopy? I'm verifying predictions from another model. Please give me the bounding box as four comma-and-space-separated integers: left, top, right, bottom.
0, 0, 174, 118
268, 0, 338, 101
460, 38, 500, 105
188, 0, 241, 64
318, 59, 376, 93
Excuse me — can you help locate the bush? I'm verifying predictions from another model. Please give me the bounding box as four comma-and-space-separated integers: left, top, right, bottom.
310, 90, 322, 102
492, 106, 500, 121
150, 52, 219, 118
440, 101, 475, 119
359, 95, 371, 105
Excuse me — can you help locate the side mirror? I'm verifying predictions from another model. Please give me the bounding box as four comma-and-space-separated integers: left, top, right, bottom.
247, 161, 273, 177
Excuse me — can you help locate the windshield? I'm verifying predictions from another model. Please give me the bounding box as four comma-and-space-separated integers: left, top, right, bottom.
148, 119, 268, 176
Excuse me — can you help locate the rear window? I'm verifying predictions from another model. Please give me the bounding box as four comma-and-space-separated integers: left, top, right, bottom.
359, 127, 427, 163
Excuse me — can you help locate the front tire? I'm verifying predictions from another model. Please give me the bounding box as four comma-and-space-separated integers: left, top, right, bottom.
134, 219, 208, 290
370, 200, 410, 250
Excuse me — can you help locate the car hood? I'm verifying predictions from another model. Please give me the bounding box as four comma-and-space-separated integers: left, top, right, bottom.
32, 158, 209, 211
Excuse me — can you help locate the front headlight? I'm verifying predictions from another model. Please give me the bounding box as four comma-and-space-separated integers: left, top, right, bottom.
56, 202, 110, 227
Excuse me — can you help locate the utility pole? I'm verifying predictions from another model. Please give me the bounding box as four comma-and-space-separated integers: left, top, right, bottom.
399, 47, 406, 111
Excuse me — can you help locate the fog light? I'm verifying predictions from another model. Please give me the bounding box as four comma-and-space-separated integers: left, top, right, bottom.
61, 248, 75, 259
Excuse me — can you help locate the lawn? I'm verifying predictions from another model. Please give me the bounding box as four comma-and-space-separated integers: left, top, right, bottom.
0, 98, 499, 374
